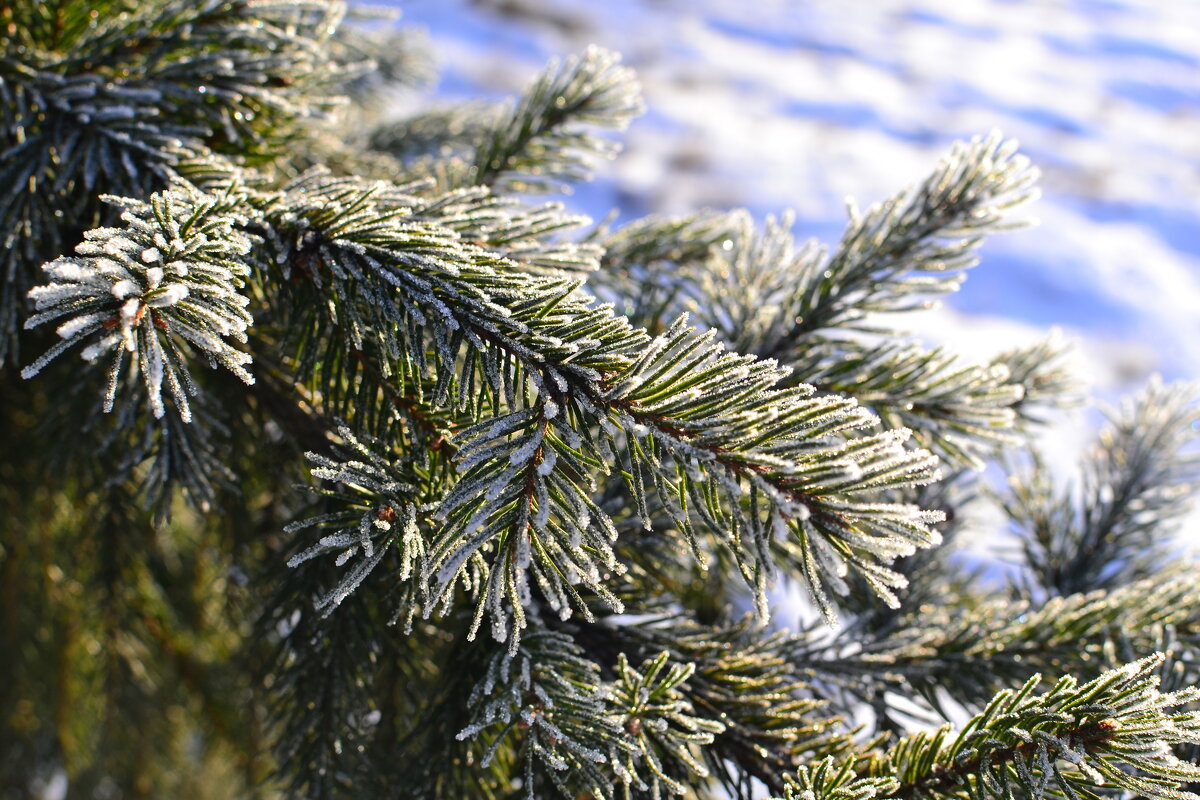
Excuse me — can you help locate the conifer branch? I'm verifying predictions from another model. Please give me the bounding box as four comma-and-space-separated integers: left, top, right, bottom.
242, 173, 945, 641
7, 8, 1198, 798
118, 387, 238, 520
1003, 378, 1200, 596
766, 132, 1039, 351
0, 0, 344, 364
22, 182, 255, 420
265, 568, 383, 799
601, 615, 859, 795
776, 758, 898, 800
455, 629, 623, 799
802, 341, 1023, 469
370, 102, 502, 163
862, 655, 1200, 800
989, 330, 1084, 424
471, 45, 644, 193
596, 211, 743, 276
454, 630, 733, 800
413, 186, 603, 275
605, 651, 725, 798
660, 152, 1048, 470
331, 8, 435, 101
590, 210, 743, 331
285, 427, 429, 626
813, 572, 1200, 716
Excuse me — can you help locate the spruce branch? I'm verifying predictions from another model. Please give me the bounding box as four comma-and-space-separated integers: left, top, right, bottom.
775, 757, 898, 800
812, 572, 1200, 717
370, 102, 503, 163
1004, 378, 1200, 597
644, 135, 1036, 390
264, 568, 383, 799
40, 0, 344, 151
863, 655, 1200, 800
11, 12, 1195, 799
590, 210, 743, 331
605, 651, 725, 800
18, 59, 948, 649
411, 186, 604, 275
671, 162, 1051, 470
0, 0, 344, 364
803, 340, 1023, 469
455, 633, 729, 800
22, 182, 254, 421
607, 615, 859, 795
331, 8, 435, 101
601, 316, 945, 623
596, 211, 743, 277
116, 386, 239, 520
766, 132, 1038, 351
456, 629, 625, 800
249, 173, 944, 642
597, 132, 1038, 362
471, 45, 644, 193
285, 426, 429, 628
989, 330, 1084, 424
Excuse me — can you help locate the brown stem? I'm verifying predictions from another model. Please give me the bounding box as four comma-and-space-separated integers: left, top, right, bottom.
890, 719, 1119, 800
613, 400, 852, 534
346, 343, 453, 450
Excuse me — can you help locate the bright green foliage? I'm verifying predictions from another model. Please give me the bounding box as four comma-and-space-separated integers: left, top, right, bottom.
3, 3, 1199, 800
605, 651, 725, 799
861, 655, 1200, 800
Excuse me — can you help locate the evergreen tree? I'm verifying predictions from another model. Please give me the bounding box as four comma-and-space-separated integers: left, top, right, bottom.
2, 3, 1197, 799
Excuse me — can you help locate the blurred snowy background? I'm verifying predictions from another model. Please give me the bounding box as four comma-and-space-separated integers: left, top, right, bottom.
389, 0, 1200, 401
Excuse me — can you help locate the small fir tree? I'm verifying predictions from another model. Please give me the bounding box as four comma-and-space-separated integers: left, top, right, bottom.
2, 3, 1198, 799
